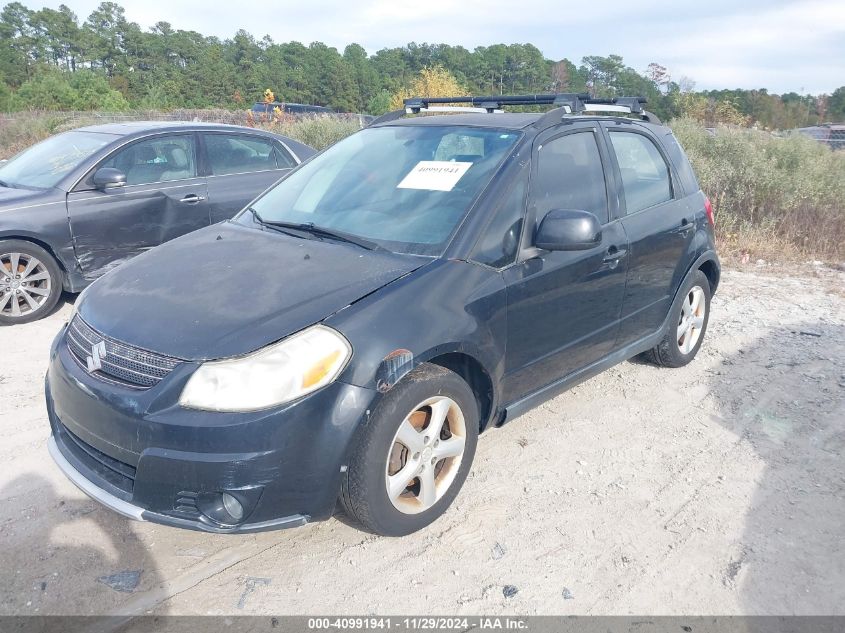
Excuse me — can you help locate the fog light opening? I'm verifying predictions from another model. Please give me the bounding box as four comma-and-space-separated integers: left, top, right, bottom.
222, 492, 244, 522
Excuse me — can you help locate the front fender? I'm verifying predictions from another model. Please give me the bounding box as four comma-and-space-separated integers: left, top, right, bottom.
0, 192, 79, 284
328, 258, 506, 405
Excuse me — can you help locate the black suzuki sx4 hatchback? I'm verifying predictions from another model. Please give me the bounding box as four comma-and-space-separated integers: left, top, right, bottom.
47, 95, 720, 536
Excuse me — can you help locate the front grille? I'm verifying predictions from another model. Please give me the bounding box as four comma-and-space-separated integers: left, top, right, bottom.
66, 315, 181, 388
60, 424, 136, 496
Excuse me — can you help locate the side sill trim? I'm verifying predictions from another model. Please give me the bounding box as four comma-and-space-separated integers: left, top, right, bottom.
48, 436, 145, 521
501, 251, 719, 423
501, 327, 664, 423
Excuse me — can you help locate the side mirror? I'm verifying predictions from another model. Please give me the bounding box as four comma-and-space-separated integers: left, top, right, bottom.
92, 167, 126, 191
535, 209, 602, 251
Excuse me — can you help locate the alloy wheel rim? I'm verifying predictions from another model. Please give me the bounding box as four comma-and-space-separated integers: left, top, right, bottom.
0, 252, 52, 319
384, 396, 467, 515
677, 285, 706, 354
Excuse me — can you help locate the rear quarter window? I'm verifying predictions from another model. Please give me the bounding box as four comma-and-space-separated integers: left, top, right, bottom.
662, 131, 700, 196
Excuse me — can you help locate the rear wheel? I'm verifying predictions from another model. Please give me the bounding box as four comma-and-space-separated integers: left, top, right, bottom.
0, 240, 63, 325
340, 363, 479, 536
644, 269, 711, 368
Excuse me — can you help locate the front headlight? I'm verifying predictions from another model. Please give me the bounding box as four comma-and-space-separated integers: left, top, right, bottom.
178, 325, 351, 412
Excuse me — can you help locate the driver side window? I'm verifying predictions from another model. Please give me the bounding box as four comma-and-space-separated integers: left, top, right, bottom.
100, 135, 197, 186
534, 131, 609, 224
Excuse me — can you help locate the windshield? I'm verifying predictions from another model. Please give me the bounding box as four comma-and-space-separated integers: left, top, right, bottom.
0, 130, 117, 190
245, 125, 520, 255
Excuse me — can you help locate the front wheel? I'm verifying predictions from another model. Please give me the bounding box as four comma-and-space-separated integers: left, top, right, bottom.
0, 240, 63, 325
340, 363, 479, 536
644, 270, 711, 368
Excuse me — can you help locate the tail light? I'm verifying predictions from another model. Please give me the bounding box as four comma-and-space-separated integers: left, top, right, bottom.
704, 196, 715, 226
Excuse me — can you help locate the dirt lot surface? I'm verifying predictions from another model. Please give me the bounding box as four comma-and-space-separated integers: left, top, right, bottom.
1, 267, 843, 616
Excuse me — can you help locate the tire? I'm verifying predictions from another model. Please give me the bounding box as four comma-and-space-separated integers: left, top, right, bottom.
644, 269, 711, 368
0, 240, 63, 325
340, 363, 479, 536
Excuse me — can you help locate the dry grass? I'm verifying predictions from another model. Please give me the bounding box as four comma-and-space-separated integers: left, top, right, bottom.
0, 109, 364, 157
672, 118, 845, 262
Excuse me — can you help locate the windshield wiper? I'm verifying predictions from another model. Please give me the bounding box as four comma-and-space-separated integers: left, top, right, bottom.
0, 179, 13, 188
247, 206, 305, 240
259, 217, 382, 251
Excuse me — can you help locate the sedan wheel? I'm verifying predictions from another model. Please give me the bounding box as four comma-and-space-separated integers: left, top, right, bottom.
0, 252, 53, 319
0, 240, 63, 325
385, 396, 468, 514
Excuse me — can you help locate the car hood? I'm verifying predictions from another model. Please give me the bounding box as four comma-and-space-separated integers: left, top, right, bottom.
0, 185, 43, 208
78, 222, 429, 360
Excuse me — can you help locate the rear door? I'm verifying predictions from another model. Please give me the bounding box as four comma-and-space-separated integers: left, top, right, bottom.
66, 133, 209, 277
201, 132, 297, 223
600, 123, 694, 347
501, 123, 629, 404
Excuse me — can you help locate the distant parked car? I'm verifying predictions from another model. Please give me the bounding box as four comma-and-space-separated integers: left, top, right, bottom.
796, 124, 845, 150
251, 102, 335, 116
0, 121, 315, 324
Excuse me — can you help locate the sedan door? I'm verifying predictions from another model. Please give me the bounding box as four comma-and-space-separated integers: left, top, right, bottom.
600, 124, 694, 347
201, 132, 298, 224
66, 133, 209, 278
502, 124, 629, 404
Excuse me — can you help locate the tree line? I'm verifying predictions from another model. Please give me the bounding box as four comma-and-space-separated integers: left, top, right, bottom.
1, 1, 843, 128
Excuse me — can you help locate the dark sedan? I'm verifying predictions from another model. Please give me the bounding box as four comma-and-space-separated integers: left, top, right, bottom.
0, 121, 314, 324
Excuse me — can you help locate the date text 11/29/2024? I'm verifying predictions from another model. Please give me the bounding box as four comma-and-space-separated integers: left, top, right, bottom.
307, 617, 528, 630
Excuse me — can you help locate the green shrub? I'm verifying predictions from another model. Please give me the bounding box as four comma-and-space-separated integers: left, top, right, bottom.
68, 72, 129, 111
11, 71, 128, 112
671, 118, 845, 259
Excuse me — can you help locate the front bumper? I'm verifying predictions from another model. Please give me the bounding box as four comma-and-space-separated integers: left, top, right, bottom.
47, 436, 308, 532
46, 326, 378, 533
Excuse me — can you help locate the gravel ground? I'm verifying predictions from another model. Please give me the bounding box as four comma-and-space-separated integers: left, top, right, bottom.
0, 267, 843, 616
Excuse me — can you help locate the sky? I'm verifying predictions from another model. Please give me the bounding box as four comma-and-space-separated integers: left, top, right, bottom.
20, 0, 845, 94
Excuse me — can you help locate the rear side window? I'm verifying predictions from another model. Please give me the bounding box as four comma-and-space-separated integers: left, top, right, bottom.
534, 131, 609, 224
608, 131, 672, 213
205, 134, 280, 175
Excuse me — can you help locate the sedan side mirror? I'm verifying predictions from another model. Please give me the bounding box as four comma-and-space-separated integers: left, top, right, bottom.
92, 167, 127, 191
535, 209, 602, 251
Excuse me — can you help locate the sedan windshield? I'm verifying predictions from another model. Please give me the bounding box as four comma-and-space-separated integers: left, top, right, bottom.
0, 130, 117, 190
245, 125, 520, 255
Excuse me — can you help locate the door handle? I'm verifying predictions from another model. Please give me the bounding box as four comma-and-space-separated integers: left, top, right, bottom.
603, 246, 628, 263
674, 217, 695, 234
602, 246, 628, 270
179, 194, 206, 204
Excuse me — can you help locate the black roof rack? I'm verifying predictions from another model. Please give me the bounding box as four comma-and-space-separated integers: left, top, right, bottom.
404, 93, 594, 114
368, 93, 662, 127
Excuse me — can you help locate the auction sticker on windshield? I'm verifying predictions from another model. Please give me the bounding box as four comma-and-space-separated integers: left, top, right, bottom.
397, 161, 472, 192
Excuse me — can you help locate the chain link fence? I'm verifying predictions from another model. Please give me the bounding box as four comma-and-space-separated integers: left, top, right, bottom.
796, 125, 845, 150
